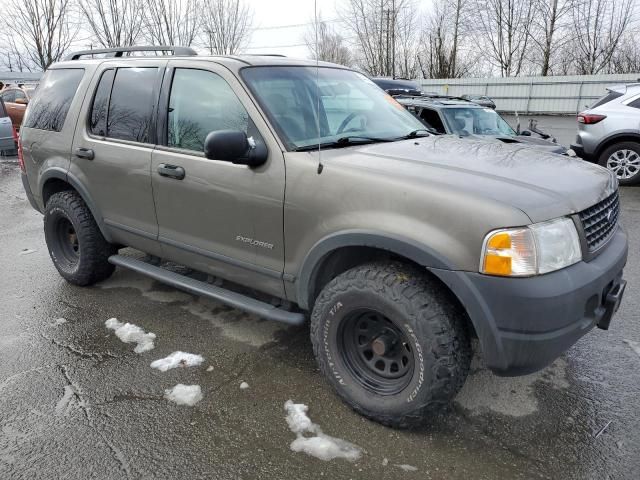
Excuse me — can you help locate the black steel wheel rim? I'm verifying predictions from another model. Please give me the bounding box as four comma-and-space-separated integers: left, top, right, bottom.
339, 309, 415, 395
54, 216, 80, 267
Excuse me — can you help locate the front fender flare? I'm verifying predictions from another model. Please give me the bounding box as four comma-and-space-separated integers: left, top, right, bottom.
295, 230, 455, 310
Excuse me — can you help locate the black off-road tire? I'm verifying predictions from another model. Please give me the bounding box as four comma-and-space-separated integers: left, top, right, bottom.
310, 261, 471, 428
598, 142, 640, 186
44, 191, 116, 286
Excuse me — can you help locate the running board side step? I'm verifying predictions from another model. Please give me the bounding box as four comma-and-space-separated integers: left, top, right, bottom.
108, 255, 306, 326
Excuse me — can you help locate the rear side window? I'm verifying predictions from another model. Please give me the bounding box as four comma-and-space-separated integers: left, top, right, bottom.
0, 99, 6, 117
90, 69, 115, 136
107, 67, 157, 143
23, 69, 84, 132
590, 91, 623, 109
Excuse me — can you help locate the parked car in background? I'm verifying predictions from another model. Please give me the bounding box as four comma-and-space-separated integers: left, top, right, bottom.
461, 94, 496, 109
371, 77, 423, 96
571, 83, 640, 185
0, 85, 35, 130
397, 94, 572, 155
0, 98, 18, 157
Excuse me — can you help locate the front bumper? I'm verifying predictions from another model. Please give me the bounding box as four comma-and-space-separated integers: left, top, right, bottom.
432, 226, 628, 376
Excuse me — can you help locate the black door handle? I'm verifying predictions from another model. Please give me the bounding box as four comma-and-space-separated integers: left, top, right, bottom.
74, 147, 94, 160
157, 163, 185, 180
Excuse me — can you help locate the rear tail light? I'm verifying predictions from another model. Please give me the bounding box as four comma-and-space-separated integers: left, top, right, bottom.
577, 113, 607, 124
14, 127, 25, 172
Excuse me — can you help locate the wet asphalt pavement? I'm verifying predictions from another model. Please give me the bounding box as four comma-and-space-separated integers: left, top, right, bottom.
1, 156, 639, 480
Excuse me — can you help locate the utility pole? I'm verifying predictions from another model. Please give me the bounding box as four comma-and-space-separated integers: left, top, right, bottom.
391, 0, 396, 79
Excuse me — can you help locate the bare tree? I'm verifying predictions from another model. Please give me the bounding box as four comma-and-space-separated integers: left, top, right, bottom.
340, 0, 417, 77
305, 17, 353, 66
79, 0, 144, 48
201, 0, 253, 55
473, 0, 535, 76
2, 0, 76, 71
609, 34, 640, 74
419, 0, 473, 78
571, 0, 634, 75
144, 0, 200, 47
528, 0, 575, 75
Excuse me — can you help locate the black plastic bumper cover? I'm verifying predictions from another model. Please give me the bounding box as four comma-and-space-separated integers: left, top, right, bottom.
431, 227, 628, 376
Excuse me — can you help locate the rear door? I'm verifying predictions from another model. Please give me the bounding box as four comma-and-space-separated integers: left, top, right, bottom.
150, 60, 286, 298
69, 60, 166, 256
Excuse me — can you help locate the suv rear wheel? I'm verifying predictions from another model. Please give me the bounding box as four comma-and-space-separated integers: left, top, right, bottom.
310, 261, 471, 428
599, 142, 640, 185
44, 191, 116, 285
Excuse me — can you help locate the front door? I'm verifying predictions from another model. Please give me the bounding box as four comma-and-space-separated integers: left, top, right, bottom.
69, 61, 166, 256
151, 62, 286, 298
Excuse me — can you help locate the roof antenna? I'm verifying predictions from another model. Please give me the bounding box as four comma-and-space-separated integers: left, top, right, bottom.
314, 0, 323, 174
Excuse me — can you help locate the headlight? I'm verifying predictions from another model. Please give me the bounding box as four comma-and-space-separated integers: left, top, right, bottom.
480, 217, 582, 277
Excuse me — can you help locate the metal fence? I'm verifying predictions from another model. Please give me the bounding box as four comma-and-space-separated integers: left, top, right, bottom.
417, 73, 640, 115
0, 72, 42, 85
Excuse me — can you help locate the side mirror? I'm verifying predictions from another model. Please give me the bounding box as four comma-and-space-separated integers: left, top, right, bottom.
203, 130, 267, 167
520, 130, 532, 136
14, 98, 28, 105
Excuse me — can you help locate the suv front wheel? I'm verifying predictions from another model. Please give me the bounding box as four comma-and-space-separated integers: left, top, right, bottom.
599, 142, 640, 185
310, 261, 471, 428
44, 191, 116, 285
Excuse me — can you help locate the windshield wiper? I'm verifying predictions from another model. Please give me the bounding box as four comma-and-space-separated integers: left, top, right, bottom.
396, 129, 431, 139
293, 136, 394, 152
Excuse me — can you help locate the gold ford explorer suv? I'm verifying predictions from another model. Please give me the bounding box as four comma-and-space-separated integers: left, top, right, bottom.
19, 46, 627, 427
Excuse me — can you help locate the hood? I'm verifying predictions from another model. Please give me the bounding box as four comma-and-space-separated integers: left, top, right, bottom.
321, 135, 616, 223
466, 134, 568, 155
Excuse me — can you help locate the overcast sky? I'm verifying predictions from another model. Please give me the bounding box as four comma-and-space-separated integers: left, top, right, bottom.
246, 0, 344, 58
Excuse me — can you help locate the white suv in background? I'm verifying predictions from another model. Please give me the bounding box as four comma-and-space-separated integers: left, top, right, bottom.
572, 83, 640, 185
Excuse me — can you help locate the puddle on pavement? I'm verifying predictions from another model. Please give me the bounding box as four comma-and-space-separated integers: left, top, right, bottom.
456, 354, 569, 417
97, 269, 285, 347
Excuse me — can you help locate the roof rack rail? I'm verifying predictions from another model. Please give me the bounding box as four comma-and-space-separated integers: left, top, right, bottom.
243, 54, 287, 57
65, 46, 198, 61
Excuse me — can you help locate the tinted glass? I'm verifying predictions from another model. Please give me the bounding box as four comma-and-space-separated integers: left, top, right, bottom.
242, 67, 424, 150
23, 69, 84, 132
168, 69, 249, 151
107, 67, 157, 143
419, 108, 446, 133
90, 69, 115, 136
590, 91, 623, 109
0, 99, 6, 117
14, 90, 27, 101
1, 90, 16, 103
628, 97, 640, 109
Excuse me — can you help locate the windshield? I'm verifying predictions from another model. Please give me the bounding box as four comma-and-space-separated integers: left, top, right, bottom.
441, 107, 515, 136
241, 67, 425, 150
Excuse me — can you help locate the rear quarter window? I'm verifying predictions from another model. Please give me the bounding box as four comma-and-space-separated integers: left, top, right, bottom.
590, 91, 623, 109
23, 69, 84, 132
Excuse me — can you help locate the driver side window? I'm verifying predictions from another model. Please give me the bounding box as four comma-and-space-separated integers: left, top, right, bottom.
168, 69, 250, 152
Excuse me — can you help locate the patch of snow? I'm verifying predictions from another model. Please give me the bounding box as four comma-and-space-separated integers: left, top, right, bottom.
53, 318, 67, 326
19, 248, 36, 256
623, 339, 640, 358
206, 366, 214, 372
395, 464, 418, 472
284, 400, 361, 462
164, 384, 203, 406
105, 318, 156, 353
55, 385, 76, 416
150, 351, 204, 372
239, 381, 249, 390
382, 458, 389, 466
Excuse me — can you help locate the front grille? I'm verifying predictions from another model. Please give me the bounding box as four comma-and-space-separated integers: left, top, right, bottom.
578, 190, 620, 253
